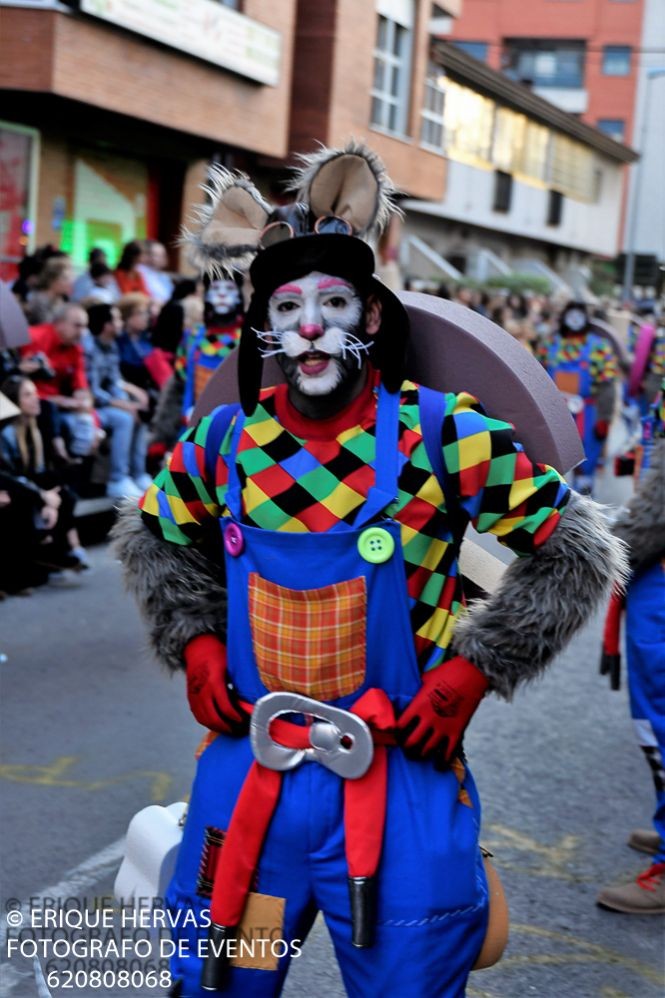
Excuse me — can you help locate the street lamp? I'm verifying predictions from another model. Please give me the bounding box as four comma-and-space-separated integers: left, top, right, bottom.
621, 67, 665, 303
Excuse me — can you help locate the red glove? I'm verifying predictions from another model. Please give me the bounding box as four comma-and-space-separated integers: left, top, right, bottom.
184, 635, 249, 736
396, 656, 489, 766
594, 419, 609, 441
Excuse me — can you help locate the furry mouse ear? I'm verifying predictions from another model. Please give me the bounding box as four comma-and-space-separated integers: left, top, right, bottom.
181, 165, 272, 276
289, 141, 400, 239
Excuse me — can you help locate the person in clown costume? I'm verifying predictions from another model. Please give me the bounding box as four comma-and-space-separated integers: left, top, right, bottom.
114, 144, 627, 997
150, 274, 243, 455
536, 301, 619, 495
598, 381, 665, 914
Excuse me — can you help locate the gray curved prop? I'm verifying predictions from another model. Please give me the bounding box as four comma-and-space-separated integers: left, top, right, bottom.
193, 290, 584, 473
0, 281, 30, 349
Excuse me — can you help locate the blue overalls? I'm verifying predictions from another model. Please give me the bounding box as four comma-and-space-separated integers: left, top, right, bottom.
546, 335, 604, 491
166, 385, 489, 996
625, 412, 665, 861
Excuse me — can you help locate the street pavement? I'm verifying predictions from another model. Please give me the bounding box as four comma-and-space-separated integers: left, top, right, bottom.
0, 464, 662, 997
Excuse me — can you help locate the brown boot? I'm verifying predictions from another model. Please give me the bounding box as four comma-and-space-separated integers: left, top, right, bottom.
628, 829, 663, 856
597, 862, 665, 914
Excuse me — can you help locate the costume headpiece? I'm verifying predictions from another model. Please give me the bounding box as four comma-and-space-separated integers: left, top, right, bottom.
559, 300, 590, 335
182, 142, 408, 414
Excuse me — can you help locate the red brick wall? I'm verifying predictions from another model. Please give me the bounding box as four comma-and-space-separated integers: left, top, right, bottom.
1, 5, 295, 158
290, 0, 447, 201
446, 0, 645, 143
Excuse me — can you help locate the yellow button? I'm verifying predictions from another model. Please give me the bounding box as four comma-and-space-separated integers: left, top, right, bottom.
358, 527, 395, 564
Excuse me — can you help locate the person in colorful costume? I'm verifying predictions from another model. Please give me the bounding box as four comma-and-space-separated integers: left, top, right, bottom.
598, 381, 665, 914
627, 317, 665, 416
536, 302, 619, 494
151, 276, 243, 456
114, 145, 627, 997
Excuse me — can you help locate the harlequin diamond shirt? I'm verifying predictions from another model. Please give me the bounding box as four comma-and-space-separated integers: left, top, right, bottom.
173, 322, 242, 384
535, 332, 618, 389
140, 377, 570, 672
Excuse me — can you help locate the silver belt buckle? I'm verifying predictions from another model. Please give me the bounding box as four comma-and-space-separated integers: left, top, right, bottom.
250, 691, 374, 780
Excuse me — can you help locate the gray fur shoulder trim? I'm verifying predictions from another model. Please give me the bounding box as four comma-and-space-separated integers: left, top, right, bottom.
452, 492, 630, 700
612, 438, 665, 571
111, 502, 227, 672
151, 375, 186, 452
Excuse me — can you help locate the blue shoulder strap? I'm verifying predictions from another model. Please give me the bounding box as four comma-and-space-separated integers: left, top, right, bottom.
203, 403, 242, 488
182, 326, 206, 413
418, 386, 468, 548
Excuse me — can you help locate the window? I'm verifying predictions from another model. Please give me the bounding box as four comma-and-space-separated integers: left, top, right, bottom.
443, 80, 494, 163
597, 118, 625, 143
547, 190, 563, 226
451, 41, 489, 63
503, 40, 585, 88
493, 170, 513, 213
493, 107, 527, 173
420, 62, 446, 149
602, 46, 631, 76
371, 1, 414, 135
0, 124, 39, 282
548, 133, 595, 201
519, 120, 550, 181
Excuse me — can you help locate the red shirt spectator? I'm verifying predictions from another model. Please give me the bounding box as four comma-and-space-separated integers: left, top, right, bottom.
114, 240, 150, 297
21, 305, 90, 403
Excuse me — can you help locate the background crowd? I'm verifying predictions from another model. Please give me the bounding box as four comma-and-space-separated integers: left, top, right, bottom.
0, 238, 662, 598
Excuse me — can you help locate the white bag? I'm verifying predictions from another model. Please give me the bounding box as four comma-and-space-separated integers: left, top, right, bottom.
114, 802, 187, 907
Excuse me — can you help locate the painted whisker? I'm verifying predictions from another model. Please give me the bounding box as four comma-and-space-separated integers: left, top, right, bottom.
339, 331, 373, 368
253, 327, 288, 359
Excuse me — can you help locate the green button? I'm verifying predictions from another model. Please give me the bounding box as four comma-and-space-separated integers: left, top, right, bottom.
358, 527, 395, 564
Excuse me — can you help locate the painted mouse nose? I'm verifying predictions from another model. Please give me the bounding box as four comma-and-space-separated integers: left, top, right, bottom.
299, 323, 324, 341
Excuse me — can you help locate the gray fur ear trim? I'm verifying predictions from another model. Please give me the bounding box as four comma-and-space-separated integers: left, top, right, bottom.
612, 437, 665, 573
180, 165, 271, 277
287, 140, 401, 238
451, 493, 630, 700
111, 502, 227, 672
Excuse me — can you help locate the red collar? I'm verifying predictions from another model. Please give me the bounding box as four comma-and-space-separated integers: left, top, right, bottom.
271, 369, 380, 440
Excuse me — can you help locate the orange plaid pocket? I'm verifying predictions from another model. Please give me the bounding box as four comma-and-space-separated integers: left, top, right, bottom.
249, 572, 367, 700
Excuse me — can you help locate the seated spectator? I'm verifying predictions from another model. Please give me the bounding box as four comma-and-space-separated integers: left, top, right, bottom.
151, 279, 202, 354
24, 256, 74, 324
84, 303, 151, 499
138, 240, 174, 304
0, 388, 49, 594
11, 245, 66, 305
114, 241, 150, 296
117, 293, 171, 400
0, 467, 51, 594
21, 303, 99, 460
72, 249, 120, 303
0, 375, 89, 569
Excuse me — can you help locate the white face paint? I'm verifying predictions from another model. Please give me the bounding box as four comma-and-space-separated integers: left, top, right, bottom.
260, 271, 369, 397
563, 308, 587, 332
206, 279, 241, 316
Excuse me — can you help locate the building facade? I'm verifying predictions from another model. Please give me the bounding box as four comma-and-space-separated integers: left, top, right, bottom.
438, 0, 663, 278
0, 0, 461, 281
0, 0, 296, 279
401, 42, 636, 292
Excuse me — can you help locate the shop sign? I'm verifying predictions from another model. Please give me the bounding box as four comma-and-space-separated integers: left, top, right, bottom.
80, 0, 281, 86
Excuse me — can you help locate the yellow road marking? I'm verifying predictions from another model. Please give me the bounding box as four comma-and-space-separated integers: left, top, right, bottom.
0, 755, 172, 801
482, 823, 588, 881
486, 924, 664, 988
